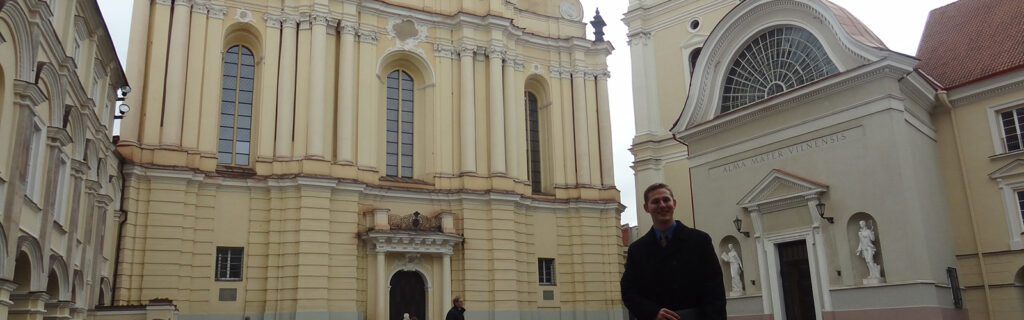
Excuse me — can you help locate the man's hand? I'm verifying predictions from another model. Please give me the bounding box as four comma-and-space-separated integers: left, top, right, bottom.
655, 308, 679, 320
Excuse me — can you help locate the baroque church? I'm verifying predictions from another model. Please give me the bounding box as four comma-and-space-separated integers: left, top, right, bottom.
627, 0, 1024, 319
1, 0, 626, 320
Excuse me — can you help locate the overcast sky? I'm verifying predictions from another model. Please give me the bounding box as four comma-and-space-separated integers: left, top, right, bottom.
97, 0, 957, 226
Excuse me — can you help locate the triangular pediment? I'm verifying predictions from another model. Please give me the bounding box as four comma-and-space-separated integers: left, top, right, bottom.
738, 169, 828, 207
990, 159, 1024, 179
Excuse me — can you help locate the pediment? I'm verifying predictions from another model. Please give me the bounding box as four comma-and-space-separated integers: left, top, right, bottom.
738, 169, 828, 207
990, 159, 1024, 179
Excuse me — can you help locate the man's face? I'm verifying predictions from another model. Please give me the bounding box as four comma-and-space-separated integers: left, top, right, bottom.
643, 188, 676, 226
455, 298, 464, 308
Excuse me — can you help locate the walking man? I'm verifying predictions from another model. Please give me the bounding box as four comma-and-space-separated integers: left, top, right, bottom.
445, 296, 465, 320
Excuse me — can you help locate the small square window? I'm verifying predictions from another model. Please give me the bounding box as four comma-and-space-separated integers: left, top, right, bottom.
538, 258, 555, 285
215, 247, 243, 281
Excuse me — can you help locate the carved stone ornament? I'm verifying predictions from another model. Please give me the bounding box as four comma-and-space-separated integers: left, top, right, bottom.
326, 18, 339, 35
434, 43, 458, 59
207, 4, 227, 19
340, 22, 358, 35
386, 18, 428, 56
191, 0, 209, 14
309, 12, 330, 26
626, 31, 652, 46
559, 1, 582, 21
235, 8, 253, 23
486, 47, 506, 60
173, 0, 192, 7
154, 0, 173, 6
459, 45, 477, 58
280, 14, 299, 29
264, 13, 283, 29
357, 29, 379, 44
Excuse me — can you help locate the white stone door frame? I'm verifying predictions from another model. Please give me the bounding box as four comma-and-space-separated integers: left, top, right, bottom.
763, 228, 823, 320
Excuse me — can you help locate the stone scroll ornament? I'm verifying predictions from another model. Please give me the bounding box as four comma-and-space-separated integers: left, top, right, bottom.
720, 244, 744, 296
855, 220, 884, 284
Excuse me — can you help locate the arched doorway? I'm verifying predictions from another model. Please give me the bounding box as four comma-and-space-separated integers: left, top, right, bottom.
390, 271, 426, 320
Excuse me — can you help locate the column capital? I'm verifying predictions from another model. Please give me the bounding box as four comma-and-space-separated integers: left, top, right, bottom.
595, 70, 611, 80
191, 0, 209, 13
207, 4, 227, 19
357, 29, 378, 44
298, 13, 312, 29
340, 21, 358, 35
571, 66, 588, 78
486, 47, 506, 60
627, 31, 652, 46
154, 0, 173, 6
280, 13, 299, 29
309, 12, 330, 26
172, 0, 192, 7
265, 13, 284, 29
434, 43, 458, 59
459, 45, 477, 58
326, 18, 340, 35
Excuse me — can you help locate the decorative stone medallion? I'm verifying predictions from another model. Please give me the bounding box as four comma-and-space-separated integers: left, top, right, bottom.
559, 1, 582, 21
386, 17, 428, 57
235, 8, 253, 23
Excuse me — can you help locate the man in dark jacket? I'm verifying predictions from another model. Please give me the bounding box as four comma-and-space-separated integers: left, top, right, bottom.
621, 183, 726, 320
445, 296, 465, 320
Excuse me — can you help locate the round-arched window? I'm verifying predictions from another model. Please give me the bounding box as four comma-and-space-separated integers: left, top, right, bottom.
720, 26, 838, 113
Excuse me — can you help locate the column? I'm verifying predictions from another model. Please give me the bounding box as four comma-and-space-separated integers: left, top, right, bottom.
433, 44, 457, 175
196, 5, 226, 154
749, 208, 772, 315
0, 279, 16, 320
585, 72, 602, 186
558, 67, 577, 186
442, 253, 452, 314
275, 15, 299, 158
376, 251, 386, 320
547, 67, 567, 186
293, 16, 312, 157
119, 0, 152, 143
806, 197, 833, 311
159, 0, 192, 146
181, 2, 208, 150
486, 47, 506, 175
258, 14, 283, 160
571, 67, 592, 185
355, 30, 379, 169
501, 56, 518, 179
596, 71, 614, 186
459, 45, 477, 174
306, 12, 329, 159
140, 0, 174, 145
336, 22, 357, 164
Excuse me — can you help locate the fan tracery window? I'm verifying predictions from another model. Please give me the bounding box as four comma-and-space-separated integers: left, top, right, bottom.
721, 26, 838, 113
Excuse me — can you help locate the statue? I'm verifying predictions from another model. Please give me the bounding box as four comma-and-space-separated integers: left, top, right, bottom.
855, 220, 883, 284
720, 244, 744, 296
590, 8, 606, 42
403, 314, 410, 320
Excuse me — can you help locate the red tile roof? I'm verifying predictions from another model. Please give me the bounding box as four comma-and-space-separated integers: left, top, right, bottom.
822, 0, 888, 50
915, 0, 1024, 89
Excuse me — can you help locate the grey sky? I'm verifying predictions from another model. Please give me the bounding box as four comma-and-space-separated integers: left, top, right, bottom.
97, 0, 957, 226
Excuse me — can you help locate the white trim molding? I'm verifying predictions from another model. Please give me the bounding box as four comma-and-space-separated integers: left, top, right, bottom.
990, 159, 1024, 250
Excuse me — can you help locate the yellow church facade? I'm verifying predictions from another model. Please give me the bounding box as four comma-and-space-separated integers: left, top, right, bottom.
113, 0, 624, 320
0, 0, 128, 319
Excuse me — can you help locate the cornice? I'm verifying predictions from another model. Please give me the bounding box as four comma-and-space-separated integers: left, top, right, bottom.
949, 70, 1024, 107
13, 81, 47, 106
678, 63, 909, 142
46, 126, 73, 147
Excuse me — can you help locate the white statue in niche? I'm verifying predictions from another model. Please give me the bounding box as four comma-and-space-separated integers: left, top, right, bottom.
855, 220, 884, 284
720, 244, 744, 296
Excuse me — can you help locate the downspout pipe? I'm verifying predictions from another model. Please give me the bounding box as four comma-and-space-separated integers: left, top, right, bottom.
671, 133, 697, 227
937, 90, 992, 319
111, 158, 128, 305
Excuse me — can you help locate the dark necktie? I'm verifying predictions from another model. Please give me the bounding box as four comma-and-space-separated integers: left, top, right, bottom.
659, 233, 669, 247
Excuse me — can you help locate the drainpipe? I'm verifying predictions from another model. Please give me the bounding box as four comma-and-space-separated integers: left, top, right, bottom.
671, 133, 697, 227
937, 90, 992, 319
111, 160, 128, 305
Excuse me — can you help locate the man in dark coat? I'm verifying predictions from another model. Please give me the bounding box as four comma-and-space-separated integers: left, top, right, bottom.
445, 296, 465, 320
621, 183, 726, 320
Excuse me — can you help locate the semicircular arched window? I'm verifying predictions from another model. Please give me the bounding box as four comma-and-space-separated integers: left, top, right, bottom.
720, 26, 839, 113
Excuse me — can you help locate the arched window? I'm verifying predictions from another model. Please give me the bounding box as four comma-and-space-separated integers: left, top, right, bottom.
721, 26, 838, 113
385, 70, 413, 177
525, 91, 541, 193
218, 45, 255, 166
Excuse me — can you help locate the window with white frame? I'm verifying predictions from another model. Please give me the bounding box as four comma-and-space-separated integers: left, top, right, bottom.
217, 45, 255, 166
90, 74, 101, 101
72, 35, 81, 64
385, 69, 414, 178
999, 107, 1024, 153
215, 247, 243, 280
538, 258, 555, 285
24, 118, 46, 202
54, 153, 70, 225
1016, 190, 1024, 230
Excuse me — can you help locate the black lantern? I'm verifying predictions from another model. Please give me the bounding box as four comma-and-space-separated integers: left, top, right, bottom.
114, 86, 131, 120
732, 216, 750, 238
816, 202, 834, 224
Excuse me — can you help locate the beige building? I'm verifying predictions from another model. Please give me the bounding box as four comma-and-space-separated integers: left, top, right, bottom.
112, 0, 623, 320
0, 0, 128, 319
916, 0, 1024, 319
627, 0, 968, 319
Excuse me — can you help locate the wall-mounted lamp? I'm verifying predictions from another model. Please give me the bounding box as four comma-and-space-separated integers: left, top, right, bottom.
816, 202, 834, 224
732, 216, 750, 238
114, 85, 131, 120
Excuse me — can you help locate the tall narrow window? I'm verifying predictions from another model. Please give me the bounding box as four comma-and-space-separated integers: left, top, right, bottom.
1016, 191, 1024, 229
54, 154, 70, 225
538, 258, 555, 285
1000, 107, 1024, 152
215, 247, 244, 280
218, 45, 255, 166
24, 118, 45, 201
385, 70, 414, 178
526, 92, 542, 193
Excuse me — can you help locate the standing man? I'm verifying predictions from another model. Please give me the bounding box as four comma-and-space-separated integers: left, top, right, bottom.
621, 183, 726, 320
446, 296, 465, 320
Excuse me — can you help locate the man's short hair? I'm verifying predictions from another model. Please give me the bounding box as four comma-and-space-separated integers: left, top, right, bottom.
452, 295, 462, 306
643, 183, 674, 203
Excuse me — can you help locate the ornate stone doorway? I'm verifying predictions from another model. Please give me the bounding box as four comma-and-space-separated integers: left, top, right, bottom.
778, 240, 815, 320
390, 271, 426, 320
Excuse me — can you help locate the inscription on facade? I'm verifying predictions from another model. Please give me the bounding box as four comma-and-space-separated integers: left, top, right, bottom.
710, 127, 861, 176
